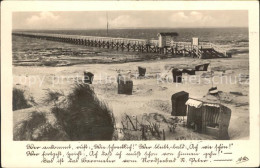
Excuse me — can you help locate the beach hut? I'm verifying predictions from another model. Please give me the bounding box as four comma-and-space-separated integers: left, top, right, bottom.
138, 66, 146, 77
171, 91, 189, 116
157, 32, 178, 48
84, 71, 94, 84
185, 96, 231, 139
195, 63, 210, 71
117, 76, 133, 95
192, 37, 199, 46
182, 68, 196, 75
172, 68, 183, 83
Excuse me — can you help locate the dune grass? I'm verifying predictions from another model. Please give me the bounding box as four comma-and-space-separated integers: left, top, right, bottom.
13, 84, 115, 141
51, 83, 115, 140
13, 88, 32, 111
13, 110, 69, 141
14, 111, 46, 140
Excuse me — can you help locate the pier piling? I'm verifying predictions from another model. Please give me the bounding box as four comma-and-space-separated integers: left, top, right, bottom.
12, 32, 231, 59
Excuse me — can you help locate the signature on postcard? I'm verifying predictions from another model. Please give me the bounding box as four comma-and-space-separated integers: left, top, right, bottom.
236, 156, 249, 164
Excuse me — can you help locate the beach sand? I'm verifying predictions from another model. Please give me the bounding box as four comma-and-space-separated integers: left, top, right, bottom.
13, 51, 249, 140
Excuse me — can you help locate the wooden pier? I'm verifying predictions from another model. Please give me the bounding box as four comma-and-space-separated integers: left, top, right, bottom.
12, 32, 231, 59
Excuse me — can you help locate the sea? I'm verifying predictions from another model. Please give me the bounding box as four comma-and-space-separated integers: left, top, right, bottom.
16, 27, 248, 44
12, 27, 249, 65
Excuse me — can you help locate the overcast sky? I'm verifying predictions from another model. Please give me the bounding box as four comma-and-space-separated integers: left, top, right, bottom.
13, 11, 248, 30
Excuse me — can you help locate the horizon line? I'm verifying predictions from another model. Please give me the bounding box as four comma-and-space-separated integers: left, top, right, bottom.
13, 26, 248, 31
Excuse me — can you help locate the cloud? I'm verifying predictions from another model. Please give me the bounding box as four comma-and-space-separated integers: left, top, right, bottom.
26, 12, 61, 28
27, 12, 59, 23
171, 12, 189, 22
13, 11, 247, 30
169, 11, 215, 26
110, 15, 142, 28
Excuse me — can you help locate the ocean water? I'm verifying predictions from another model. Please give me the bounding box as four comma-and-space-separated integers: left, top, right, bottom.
12, 27, 249, 65
18, 27, 248, 45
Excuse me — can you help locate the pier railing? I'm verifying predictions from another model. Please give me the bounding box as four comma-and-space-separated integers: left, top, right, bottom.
13, 32, 149, 45
13, 32, 213, 48
12, 32, 230, 58
208, 43, 227, 55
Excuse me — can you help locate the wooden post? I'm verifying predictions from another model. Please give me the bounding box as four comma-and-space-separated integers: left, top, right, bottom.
116, 42, 119, 50
136, 116, 138, 130
111, 42, 114, 49
164, 47, 167, 55
184, 45, 186, 56
125, 115, 136, 131
202, 107, 206, 133
121, 43, 124, 51
121, 121, 125, 130
163, 129, 165, 140
127, 43, 130, 51
139, 45, 142, 52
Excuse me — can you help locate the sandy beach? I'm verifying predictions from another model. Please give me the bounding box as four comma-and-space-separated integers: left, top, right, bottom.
13, 50, 249, 140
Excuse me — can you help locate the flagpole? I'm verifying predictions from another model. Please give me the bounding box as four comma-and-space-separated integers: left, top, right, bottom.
106, 12, 109, 36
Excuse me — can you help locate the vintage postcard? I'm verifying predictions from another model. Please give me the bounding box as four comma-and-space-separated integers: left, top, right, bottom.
1, 1, 259, 167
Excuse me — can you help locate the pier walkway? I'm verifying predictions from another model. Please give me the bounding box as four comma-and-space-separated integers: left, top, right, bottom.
12, 32, 231, 59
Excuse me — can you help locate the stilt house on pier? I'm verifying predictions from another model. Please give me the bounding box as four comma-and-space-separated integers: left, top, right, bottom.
157, 32, 179, 48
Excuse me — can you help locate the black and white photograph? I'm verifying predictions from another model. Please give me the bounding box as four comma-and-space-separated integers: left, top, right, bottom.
12, 10, 249, 141
1, 1, 259, 167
